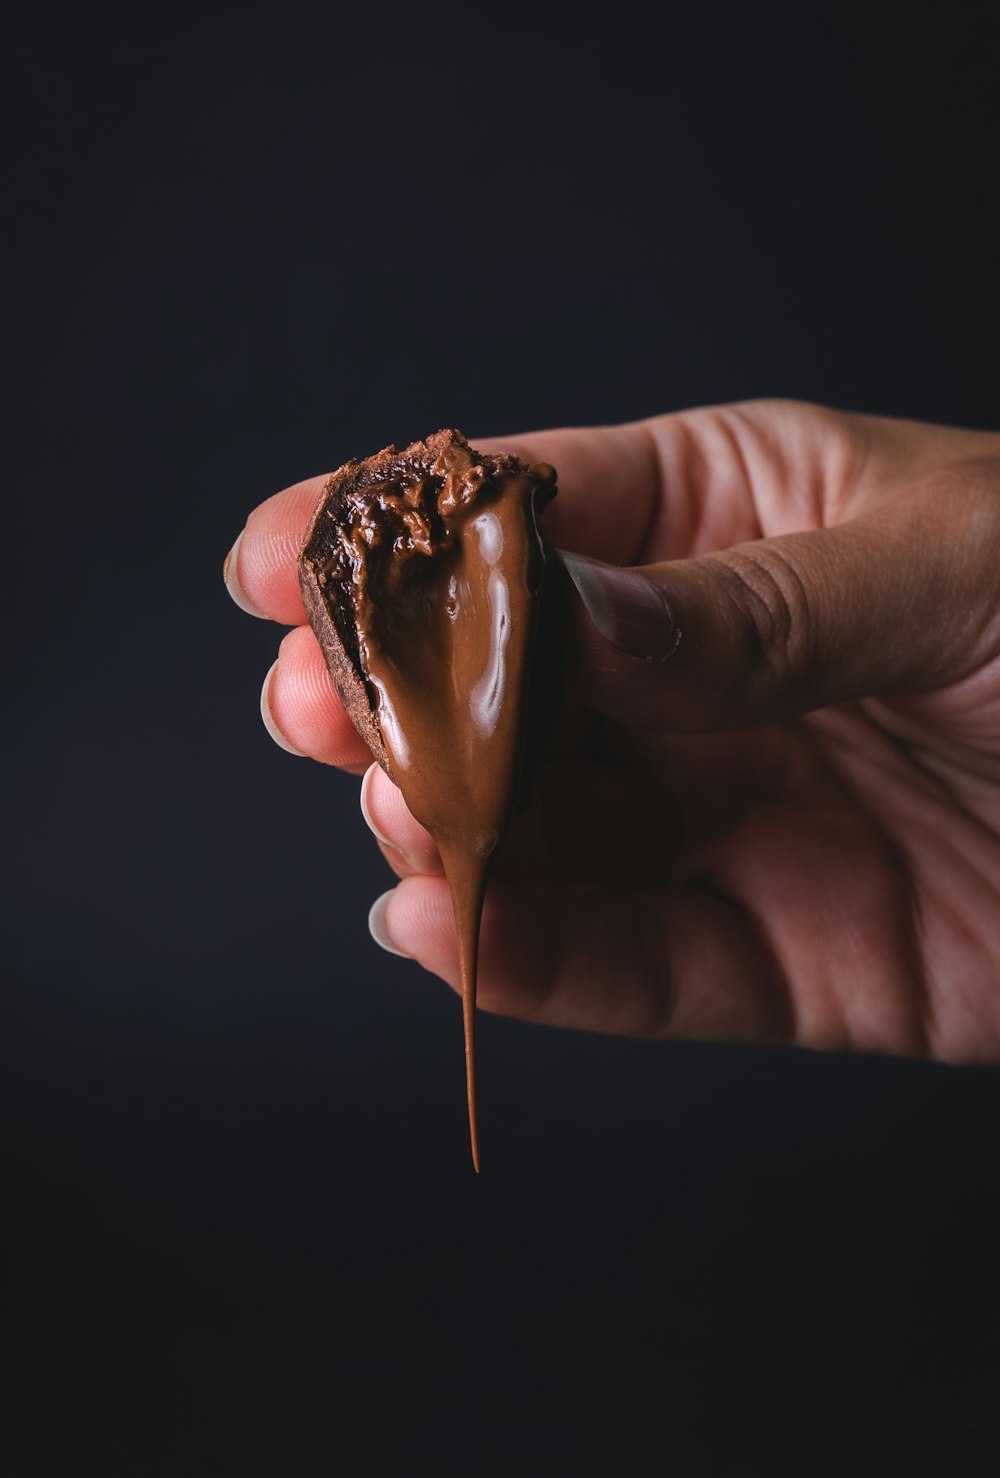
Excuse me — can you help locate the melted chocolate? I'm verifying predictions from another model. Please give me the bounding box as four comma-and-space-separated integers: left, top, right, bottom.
298, 431, 557, 1169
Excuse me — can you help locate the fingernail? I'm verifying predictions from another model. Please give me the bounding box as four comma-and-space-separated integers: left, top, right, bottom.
369, 889, 410, 957
559, 551, 680, 660
260, 659, 306, 756
223, 529, 269, 619
360, 763, 394, 846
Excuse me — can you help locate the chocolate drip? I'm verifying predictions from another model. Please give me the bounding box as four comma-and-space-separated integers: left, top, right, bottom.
298, 431, 556, 1169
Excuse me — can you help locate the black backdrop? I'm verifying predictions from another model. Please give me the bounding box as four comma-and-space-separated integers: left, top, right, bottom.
7, 3, 1000, 1473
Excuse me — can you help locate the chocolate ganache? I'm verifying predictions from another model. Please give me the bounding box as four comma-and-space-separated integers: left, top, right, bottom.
298, 430, 558, 1170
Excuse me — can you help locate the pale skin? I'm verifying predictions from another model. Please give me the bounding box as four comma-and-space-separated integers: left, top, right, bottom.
226, 402, 1000, 1063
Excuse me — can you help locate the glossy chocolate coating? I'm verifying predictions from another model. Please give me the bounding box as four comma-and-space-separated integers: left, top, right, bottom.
298, 430, 557, 1169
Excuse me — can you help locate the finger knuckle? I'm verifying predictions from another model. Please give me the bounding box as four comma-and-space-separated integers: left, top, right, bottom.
717, 545, 814, 696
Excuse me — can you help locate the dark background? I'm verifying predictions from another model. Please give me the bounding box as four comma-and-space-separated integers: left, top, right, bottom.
6, 2, 1000, 1472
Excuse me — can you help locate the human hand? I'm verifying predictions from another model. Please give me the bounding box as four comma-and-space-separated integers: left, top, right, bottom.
226, 402, 1000, 1063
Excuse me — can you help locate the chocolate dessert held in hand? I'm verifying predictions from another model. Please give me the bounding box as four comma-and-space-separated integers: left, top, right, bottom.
298, 430, 559, 1170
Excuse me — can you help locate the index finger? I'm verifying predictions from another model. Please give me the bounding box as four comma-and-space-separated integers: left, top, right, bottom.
224, 474, 328, 626
224, 424, 663, 626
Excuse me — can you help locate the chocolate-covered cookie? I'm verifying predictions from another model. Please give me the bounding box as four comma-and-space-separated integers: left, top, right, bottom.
298, 430, 558, 1169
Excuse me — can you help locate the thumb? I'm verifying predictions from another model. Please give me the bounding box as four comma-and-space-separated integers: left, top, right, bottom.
559, 494, 994, 731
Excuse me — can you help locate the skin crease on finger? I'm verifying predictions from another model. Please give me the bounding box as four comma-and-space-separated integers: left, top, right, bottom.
228, 404, 1000, 1064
